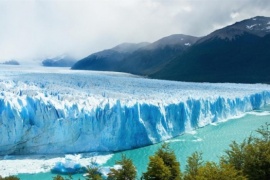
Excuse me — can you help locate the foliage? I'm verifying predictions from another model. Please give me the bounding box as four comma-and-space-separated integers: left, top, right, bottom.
53, 175, 65, 180
222, 123, 270, 180
195, 161, 246, 180
85, 165, 102, 180
184, 152, 246, 180
0, 176, 20, 180
184, 152, 203, 180
107, 154, 137, 180
142, 155, 171, 180
142, 143, 182, 180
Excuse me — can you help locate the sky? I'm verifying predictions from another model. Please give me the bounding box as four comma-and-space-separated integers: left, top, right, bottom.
0, 0, 270, 64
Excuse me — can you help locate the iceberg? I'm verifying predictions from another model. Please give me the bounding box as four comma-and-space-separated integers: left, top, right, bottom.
0, 66, 270, 155
51, 155, 86, 174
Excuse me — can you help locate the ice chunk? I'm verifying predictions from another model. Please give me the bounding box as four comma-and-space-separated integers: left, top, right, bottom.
51, 155, 86, 174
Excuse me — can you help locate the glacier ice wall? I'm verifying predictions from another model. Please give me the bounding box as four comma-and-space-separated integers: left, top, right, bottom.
0, 66, 270, 155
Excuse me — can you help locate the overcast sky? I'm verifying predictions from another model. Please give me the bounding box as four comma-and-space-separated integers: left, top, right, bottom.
0, 0, 270, 64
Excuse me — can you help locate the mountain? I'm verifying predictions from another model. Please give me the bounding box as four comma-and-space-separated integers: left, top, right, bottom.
72, 42, 149, 71
42, 55, 77, 67
1, 60, 20, 65
71, 34, 199, 75
151, 16, 270, 83
118, 34, 199, 75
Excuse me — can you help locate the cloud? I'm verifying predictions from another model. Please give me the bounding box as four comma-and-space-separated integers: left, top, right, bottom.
0, 0, 270, 64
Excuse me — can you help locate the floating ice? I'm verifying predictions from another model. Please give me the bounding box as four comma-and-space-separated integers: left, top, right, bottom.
247, 111, 270, 116
99, 165, 122, 177
0, 65, 270, 155
51, 155, 86, 174
0, 153, 112, 177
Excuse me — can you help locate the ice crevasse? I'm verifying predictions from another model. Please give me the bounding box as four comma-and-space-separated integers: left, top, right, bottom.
0, 68, 270, 155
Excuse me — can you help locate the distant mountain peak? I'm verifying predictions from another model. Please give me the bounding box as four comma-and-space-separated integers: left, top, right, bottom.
1, 60, 20, 65
144, 34, 199, 50
42, 55, 77, 67
199, 16, 270, 43
111, 42, 150, 53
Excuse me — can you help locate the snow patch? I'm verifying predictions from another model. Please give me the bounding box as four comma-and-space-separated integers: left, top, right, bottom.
246, 24, 257, 29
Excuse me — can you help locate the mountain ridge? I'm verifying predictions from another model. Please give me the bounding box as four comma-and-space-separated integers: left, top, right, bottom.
42, 55, 77, 67
151, 16, 270, 83
72, 16, 270, 83
71, 34, 199, 75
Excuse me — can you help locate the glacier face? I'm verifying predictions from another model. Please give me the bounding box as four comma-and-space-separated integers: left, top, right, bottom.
0, 65, 270, 155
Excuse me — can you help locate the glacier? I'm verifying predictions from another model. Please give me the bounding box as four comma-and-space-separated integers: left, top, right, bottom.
0, 65, 270, 155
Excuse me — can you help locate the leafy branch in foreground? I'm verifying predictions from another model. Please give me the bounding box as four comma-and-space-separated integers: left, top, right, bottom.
221, 123, 270, 180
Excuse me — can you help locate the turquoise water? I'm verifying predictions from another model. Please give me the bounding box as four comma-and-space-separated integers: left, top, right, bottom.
16, 106, 270, 179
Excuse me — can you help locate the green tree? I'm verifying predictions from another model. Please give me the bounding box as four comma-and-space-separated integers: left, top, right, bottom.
142, 143, 182, 180
184, 152, 246, 180
184, 152, 203, 180
107, 154, 137, 180
222, 123, 270, 180
195, 161, 246, 180
142, 155, 171, 180
156, 143, 182, 180
53, 175, 65, 180
85, 165, 102, 180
